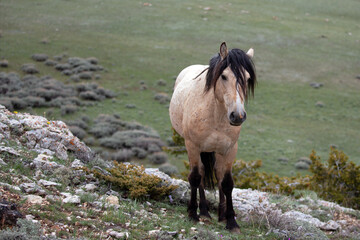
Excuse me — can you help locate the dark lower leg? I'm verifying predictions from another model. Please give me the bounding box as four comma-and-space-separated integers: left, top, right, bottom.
199, 185, 211, 218
221, 172, 240, 231
218, 187, 226, 222
188, 166, 201, 221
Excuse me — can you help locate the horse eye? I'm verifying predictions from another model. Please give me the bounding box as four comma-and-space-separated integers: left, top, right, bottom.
221, 74, 227, 81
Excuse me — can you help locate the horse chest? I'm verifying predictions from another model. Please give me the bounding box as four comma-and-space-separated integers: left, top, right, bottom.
186, 121, 240, 155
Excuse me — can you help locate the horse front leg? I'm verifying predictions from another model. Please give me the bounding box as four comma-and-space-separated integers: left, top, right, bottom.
186, 140, 202, 221
215, 145, 240, 233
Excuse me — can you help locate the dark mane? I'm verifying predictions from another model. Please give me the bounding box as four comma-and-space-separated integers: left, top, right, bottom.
204, 48, 257, 101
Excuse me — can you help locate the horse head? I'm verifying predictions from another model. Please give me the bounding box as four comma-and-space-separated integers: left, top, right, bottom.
205, 42, 257, 126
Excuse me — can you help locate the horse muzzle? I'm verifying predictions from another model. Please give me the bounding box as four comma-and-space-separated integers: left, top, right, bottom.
229, 111, 246, 126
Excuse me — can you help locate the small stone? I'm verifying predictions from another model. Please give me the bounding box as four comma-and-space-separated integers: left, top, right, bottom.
0, 59, 9, 68
310, 82, 323, 89
105, 195, 119, 206
84, 183, 97, 191
297, 157, 311, 165
356, 75, 360, 80
321, 220, 340, 231
71, 159, 84, 168
167, 231, 177, 236
38, 179, 61, 187
190, 227, 197, 234
20, 182, 43, 194
108, 231, 129, 239
0, 158, 6, 165
0, 146, 20, 156
26, 215, 35, 220
45, 195, 61, 202
156, 79, 166, 86
62, 194, 81, 204
315, 101, 325, 107
277, 157, 289, 164
125, 104, 136, 109
26, 195, 43, 204
148, 230, 160, 237
40, 38, 50, 44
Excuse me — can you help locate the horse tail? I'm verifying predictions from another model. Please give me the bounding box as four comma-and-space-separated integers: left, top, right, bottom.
200, 152, 216, 190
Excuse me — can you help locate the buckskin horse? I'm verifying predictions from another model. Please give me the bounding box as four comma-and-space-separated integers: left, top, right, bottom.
169, 42, 256, 232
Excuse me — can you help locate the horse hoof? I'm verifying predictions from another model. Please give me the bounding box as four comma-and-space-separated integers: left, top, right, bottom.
200, 212, 212, 219
230, 227, 241, 234
189, 214, 200, 222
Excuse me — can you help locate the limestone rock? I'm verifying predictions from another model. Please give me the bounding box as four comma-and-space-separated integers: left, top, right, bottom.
62, 193, 81, 204
105, 195, 119, 206
26, 195, 44, 204
84, 183, 97, 191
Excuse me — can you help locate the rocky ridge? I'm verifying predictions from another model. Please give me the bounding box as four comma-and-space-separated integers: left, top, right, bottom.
0, 105, 359, 239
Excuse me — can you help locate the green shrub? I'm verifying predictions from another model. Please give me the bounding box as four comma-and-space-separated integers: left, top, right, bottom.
84, 162, 177, 200
309, 148, 360, 209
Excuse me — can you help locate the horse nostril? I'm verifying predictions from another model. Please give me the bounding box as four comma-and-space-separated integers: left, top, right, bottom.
242, 112, 247, 122
230, 112, 236, 121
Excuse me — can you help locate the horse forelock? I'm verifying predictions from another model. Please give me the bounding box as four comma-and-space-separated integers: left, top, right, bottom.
204, 48, 257, 101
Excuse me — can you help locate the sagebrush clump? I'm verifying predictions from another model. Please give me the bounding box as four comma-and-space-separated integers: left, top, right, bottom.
84, 162, 177, 200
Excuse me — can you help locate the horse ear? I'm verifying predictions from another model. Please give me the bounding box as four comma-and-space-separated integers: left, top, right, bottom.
246, 48, 254, 58
219, 42, 228, 60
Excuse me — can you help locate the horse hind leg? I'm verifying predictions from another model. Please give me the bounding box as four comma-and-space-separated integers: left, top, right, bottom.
188, 166, 201, 221
199, 184, 212, 219
198, 152, 215, 219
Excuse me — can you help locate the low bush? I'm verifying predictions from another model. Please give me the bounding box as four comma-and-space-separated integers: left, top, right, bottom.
148, 152, 168, 165
0, 219, 42, 240
159, 165, 179, 176
111, 149, 134, 162
84, 162, 177, 200
68, 125, 86, 140
9, 97, 27, 109
131, 147, 148, 159
66, 119, 88, 130
90, 122, 120, 139
295, 161, 310, 170
0, 97, 14, 111
79, 91, 103, 101
60, 104, 78, 116
23, 96, 46, 108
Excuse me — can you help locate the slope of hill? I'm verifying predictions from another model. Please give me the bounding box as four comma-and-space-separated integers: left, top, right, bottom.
1, 106, 359, 239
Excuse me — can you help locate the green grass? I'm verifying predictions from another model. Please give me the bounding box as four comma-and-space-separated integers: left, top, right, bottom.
1, 0, 359, 176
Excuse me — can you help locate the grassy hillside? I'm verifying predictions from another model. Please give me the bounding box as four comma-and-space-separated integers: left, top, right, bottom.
0, 0, 359, 176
